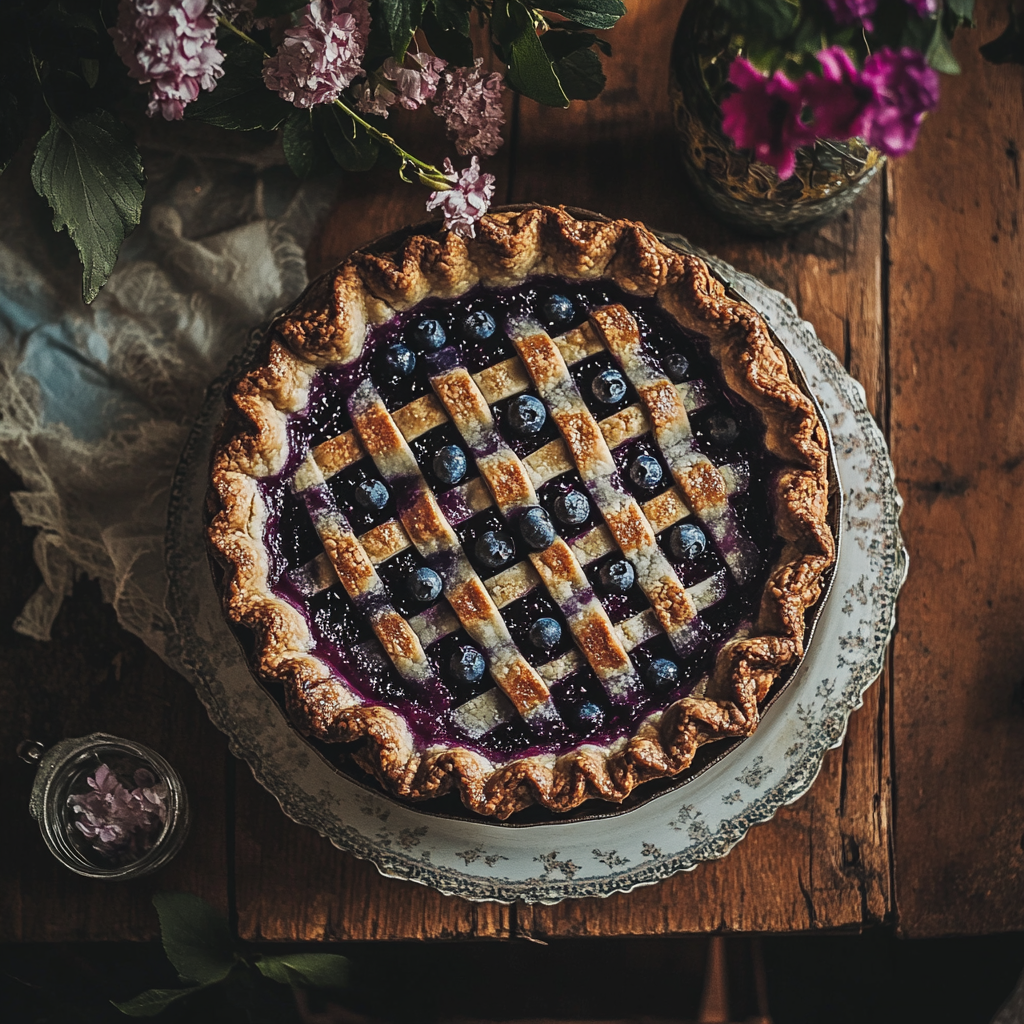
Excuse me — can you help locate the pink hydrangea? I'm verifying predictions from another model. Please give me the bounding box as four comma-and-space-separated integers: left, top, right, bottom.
386, 52, 446, 110
433, 58, 505, 158
353, 80, 397, 117
69, 764, 168, 863
803, 46, 872, 142
425, 157, 495, 239
263, 0, 370, 108
720, 58, 814, 180
110, 0, 225, 120
861, 47, 940, 156
823, 0, 878, 30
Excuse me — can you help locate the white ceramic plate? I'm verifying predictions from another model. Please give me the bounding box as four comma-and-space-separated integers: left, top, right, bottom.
165, 233, 907, 903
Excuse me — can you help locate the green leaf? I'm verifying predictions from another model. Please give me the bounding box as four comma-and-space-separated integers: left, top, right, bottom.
540, 0, 625, 31
30, 108, 144, 303
422, 9, 475, 64
318, 105, 380, 171
947, 0, 974, 21
283, 109, 333, 177
152, 893, 236, 986
717, 0, 797, 45
256, 953, 351, 990
925, 18, 961, 73
186, 40, 291, 131
377, 0, 426, 59
432, 0, 471, 34
493, 0, 569, 107
553, 46, 605, 99
113, 985, 209, 1017
254, 0, 308, 16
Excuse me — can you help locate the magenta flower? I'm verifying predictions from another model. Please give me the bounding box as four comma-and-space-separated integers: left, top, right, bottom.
425, 157, 495, 239
905, 0, 940, 15
720, 58, 814, 180
110, 0, 225, 121
263, 0, 370, 109
823, 0, 878, 30
68, 764, 168, 863
803, 46, 872, 142
386, 52, 446, 110
433, 58, 506, 158
861, 48, 940, 156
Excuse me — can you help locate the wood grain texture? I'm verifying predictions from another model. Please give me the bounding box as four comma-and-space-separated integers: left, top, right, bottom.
509, 0, 891, 936
888, 0, 1024, 937
0, 461, 229, 941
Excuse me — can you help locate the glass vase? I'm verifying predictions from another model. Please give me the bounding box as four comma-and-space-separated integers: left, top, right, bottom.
668, 0, 884, 235
25, 732, 190, 880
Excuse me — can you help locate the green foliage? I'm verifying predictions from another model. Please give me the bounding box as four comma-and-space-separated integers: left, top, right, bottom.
187, 37, 292, 130
30, 108, 145, 303
926, 16, 961, 74
254, 0, 308, 16
433, 0, 471, 35
493, 0, 569, 106
319, 104, 381, 170
378, 0, 427, 59
541, 31, 606, 100
114, 893, 351, 1019
283, 108, 333, 177
541, 0, 625, 31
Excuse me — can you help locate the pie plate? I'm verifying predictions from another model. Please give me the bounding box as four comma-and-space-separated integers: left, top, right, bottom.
165, 230, 907, 904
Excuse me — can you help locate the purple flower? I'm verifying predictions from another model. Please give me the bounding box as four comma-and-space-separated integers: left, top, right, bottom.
386, 52, 446, 110
353, 80, 397, 117
425, 157, 495, 239
110, 0, 225, 121
905, 0, 940, 15
861, 47, 940, 156
823, 0, 878, 30
720, 58, 814, 180
263, 0, 370, 109
68, 764, 168, 864
803, 46, 872, 142
433, 58, 505, 158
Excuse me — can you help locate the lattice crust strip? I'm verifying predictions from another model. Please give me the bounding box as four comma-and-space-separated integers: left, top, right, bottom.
511, 320, 707, 657
426, 348, 641, 706
346, 378, 560, 728
588, 306, 760, 584
292, 455, 446, 709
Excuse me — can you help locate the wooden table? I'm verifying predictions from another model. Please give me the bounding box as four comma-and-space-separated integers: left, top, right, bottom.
2, 0, 1022, 943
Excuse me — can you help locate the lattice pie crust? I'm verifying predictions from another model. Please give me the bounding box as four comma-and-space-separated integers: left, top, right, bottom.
207, 206, 834, 819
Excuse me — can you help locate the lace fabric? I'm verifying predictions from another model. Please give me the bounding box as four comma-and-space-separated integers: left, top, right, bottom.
0, 152, 331, 664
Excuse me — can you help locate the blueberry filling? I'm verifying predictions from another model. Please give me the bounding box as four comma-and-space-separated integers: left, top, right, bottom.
261, 274, 784, 763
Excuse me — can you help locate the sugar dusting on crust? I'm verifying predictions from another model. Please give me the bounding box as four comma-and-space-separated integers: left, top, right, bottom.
207, 205, 835, 819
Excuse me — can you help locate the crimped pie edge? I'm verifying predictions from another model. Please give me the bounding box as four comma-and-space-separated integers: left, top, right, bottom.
207, 205, 835, 820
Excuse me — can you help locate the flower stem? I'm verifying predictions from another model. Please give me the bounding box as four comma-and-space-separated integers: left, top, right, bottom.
331, 98, 452, 190
218, 16, 267, 55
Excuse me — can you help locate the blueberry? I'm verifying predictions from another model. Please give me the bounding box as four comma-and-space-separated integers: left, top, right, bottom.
410, 318, 446, 351
669, 522, 707, 560
508, 394, 547, 434
645, 658, 679, 692
433, 445, 467, 486
475, 530, 514, 569
629, 454, 663, 489
462, 310, 496, 341
706, 411, 740, 444
451, 646, 486, 684
383, 343, 416, 376
664, 352, 690, 382
574, 700, 605, 732
529, 616, 562, 651
542, 294, 574, 328
591, 368, 627, 405
354, 479, 389, 510
520, 507, 556, 550
553, 490, 590, 526
599, 558, 635, 593
409, 567, 443, 603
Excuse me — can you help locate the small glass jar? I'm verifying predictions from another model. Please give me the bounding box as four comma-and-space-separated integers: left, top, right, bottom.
25, 732, 190, 880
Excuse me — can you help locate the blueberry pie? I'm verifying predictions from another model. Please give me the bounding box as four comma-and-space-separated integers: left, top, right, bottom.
207, 206, 835, 819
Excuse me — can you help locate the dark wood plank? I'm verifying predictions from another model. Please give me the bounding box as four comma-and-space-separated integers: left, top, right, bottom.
888, 0, 1024, 937
511, 0, 891, 935
0, 462, 229, 941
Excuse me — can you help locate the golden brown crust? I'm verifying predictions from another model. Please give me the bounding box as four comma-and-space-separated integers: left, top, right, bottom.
207, 205, 835, 819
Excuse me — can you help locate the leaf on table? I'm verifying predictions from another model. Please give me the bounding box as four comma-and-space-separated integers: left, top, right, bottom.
186, 37, 291, 131
30, 108, 145, 303
540, 0, 625, 31
152, 892, 237, 986
925, 18, 961, 74
256, 953, 351, 990
318, 105, 380, 171
492, 0, 569, 107
112, 985, 210, 1017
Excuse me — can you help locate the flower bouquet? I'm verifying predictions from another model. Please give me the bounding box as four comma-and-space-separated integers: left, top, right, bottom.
0, 0, 626, 301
